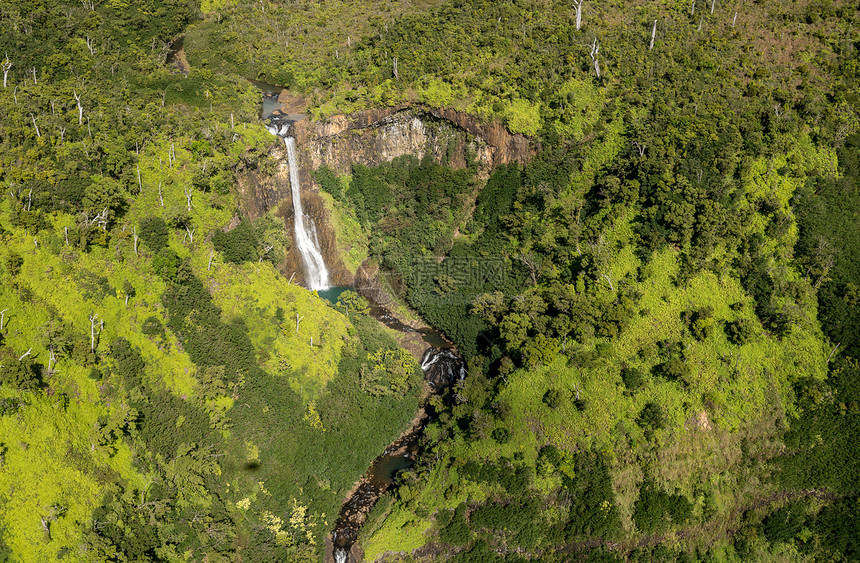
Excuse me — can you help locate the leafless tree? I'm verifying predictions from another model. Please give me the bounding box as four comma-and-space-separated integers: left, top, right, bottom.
1, 53, 11, 88
30, 113, 41, 137
73, 90, 83, 125
89, 313, 99, 352
590, 38, 601, 78
183, 186, 194, 211
649, 20, 657, 50
573, 0, 584, 30
0, 309, 7, 331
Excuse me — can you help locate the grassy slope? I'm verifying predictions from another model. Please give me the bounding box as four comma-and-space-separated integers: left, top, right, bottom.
0, 117, 380, 559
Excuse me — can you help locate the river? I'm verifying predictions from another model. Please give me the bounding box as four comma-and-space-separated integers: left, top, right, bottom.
251, 81, 465, 562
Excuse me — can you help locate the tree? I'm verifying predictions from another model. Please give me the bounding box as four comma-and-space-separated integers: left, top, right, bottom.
0, 347, 43, 390
139, 217, 169, 252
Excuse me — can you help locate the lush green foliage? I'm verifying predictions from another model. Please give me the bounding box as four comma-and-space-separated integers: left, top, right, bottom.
2, 0, 860, 560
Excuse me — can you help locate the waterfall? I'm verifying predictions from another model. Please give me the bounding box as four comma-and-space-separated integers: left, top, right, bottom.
267, 123, 330, 290
420, 348, 466, 388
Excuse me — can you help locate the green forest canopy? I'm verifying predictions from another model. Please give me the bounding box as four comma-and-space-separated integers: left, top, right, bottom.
0, 0, 858, 561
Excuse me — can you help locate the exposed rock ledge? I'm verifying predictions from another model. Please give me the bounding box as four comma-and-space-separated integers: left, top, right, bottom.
291, 103, 535, 178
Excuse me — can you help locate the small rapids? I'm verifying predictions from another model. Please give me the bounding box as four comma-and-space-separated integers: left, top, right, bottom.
329, 348, 466, 562
421, 347, 467, 388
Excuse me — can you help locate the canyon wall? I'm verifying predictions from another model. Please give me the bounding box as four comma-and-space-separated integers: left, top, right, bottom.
237, 105, 534, 287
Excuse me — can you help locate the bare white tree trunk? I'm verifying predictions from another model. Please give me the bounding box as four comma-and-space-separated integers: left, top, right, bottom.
30, 113, 40, 137
691, 0, 695, 15
158, 182, 164, 207
574, 0, 583, 30
47, 349, 57, 375
183, 186, 193, 211
732, 11, 737, 27
0, 309, 7, 331
132, 226, 139, 255
711, 0, 716, 14
208, 249, 214, 270
393, 57, 399, 79
296, 314, 304, 334
590, 38, 600, 78
1, 53, 11, 88
601, 273, 614, 291
85, 36, 96, 55
89, 314, 98, 352
31, 67, 36, 84
73, 90, 83, 125
649, 20, 657, 50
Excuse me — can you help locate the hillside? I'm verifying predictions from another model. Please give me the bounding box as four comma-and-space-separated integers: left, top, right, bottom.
1, 0, 860, 562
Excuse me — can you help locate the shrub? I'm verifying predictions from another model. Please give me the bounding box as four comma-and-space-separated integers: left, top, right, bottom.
621, 367, 644, 391
212, 221, 259, 263
653, 358, 690, 382
637, 402, 667, 431
139, 217, 169, 252
491, 427, 511, 444
726, 317, 756, 345
543, 388, 565, 409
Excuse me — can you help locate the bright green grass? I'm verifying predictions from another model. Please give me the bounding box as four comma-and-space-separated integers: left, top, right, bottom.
207, 260, 352, 398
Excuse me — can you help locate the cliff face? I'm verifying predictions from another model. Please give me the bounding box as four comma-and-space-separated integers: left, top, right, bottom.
238, 105, 534, 286
291, 105, 534, 185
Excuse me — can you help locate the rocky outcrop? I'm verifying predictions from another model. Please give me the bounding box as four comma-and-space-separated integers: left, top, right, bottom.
235, 162, 288, 222
291, 104, 534, 183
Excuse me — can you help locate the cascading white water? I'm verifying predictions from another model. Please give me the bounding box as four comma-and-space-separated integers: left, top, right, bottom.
266, 123, 330, 290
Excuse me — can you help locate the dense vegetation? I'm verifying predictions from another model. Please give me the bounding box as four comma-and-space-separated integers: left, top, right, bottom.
1, 0, 859, 561
0, 0, 427, 560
